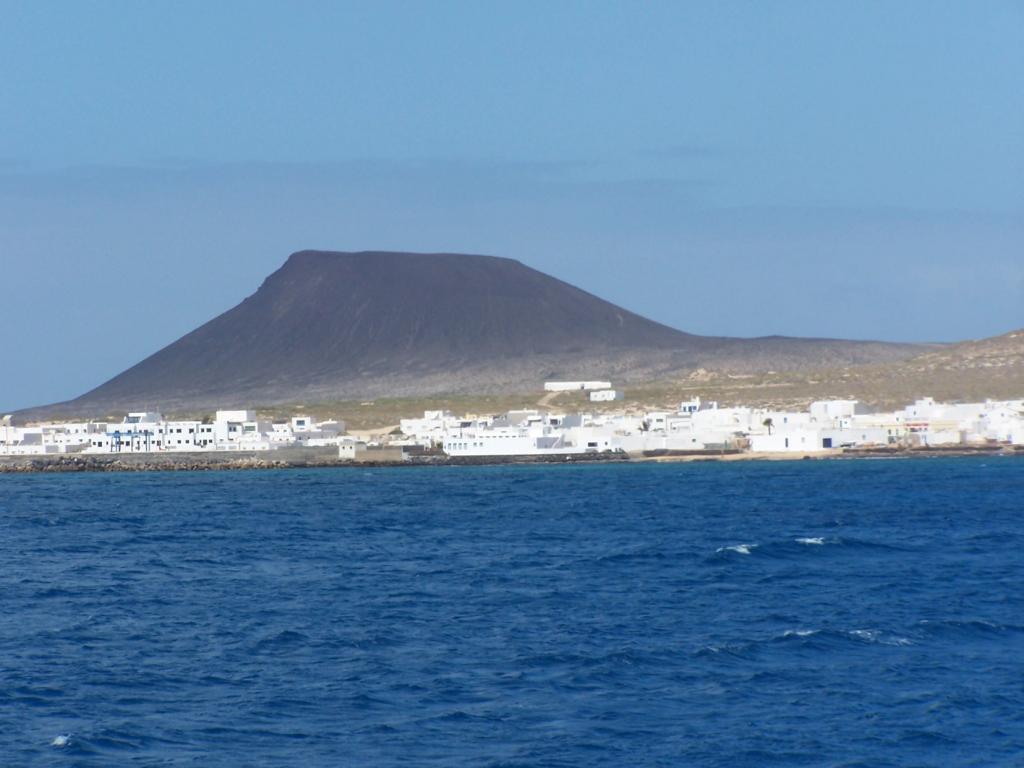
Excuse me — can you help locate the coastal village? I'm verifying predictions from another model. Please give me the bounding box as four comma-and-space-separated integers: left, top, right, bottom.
3, 382, 1023, 464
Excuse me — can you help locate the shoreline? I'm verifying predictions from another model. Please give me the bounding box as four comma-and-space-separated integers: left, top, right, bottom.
1, 445, 1020, 474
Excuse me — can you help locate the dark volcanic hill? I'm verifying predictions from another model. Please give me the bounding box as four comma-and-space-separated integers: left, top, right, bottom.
33, 251, 926, 415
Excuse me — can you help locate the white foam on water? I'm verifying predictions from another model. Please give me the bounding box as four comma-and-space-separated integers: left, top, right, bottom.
848, 629, 880, 642
886, 636, 914, 646
796, 537, 825, 545
716, 544, 756, 555
844, 628, 913, 646
51, 734, 70, 748
783, 629, 819, 638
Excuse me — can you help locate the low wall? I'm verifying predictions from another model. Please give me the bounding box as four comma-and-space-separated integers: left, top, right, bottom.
4, 444, 1017, 473
0, 447, 631, 473
0, 446, 341, 473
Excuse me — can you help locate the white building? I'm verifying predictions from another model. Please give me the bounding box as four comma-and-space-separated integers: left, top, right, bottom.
544, 381, 612, 392
400, 410, 480, 447
443, 428, 580, 457
749, 427, 826, 453
809, 400, 863, 421
0, 407, 353, 456
5, 394, 1024, 459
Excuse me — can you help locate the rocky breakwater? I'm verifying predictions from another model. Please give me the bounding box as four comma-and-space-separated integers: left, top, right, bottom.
0, 447, 344, 473
0, 455, 304, 473
1, 447, 634, 473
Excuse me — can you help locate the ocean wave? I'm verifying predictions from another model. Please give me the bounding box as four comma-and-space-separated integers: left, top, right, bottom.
782, 629, 819, 638
715, 544, 757, 556
782, 627, 914, 648
594, 545, 668, 564
252, 629, 311, 652
712, 537, 829, 562
830, 536, 915, 552
694, 642, 755, 660
699, 627, 915, 658
713, 535, 915, 562
917, 618, 1024, 638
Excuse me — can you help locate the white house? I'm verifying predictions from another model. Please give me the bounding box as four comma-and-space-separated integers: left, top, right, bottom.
589, 389, 623, 402
749, 427, 826, 453
544, 381, 612, 392
810, 400, 863, 422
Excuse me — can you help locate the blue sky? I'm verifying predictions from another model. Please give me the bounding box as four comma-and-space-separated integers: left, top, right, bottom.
1, 1, 1022, 411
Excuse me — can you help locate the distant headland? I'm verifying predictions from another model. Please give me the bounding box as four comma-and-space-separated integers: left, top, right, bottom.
11, 251, 1022, 433
16, 250, 927, 419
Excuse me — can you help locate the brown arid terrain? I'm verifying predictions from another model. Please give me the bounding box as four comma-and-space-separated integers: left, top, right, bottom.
601, 329, 1024, 416
139, 329, 1020, 435
279, 329, 1024, 432
16, 329, 1022, 432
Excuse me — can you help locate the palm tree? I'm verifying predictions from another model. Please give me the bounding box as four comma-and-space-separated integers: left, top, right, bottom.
762, 417, 774, 435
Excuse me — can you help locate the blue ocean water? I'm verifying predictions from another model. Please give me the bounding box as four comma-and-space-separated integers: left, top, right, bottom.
1, 458, 1022, 766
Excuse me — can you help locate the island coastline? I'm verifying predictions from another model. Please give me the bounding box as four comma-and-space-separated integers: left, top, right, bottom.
3, 444, 1020, 474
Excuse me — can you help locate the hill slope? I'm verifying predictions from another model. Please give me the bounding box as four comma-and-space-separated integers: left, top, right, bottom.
32, 251, 925, 415
614, 329, 1024, 415
844, 328, 1024, 405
